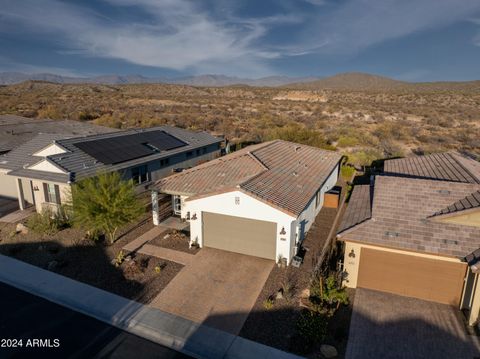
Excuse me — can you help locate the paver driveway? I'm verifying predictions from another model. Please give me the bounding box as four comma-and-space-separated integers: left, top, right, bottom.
346, 289, 480, 359
151, 248, 273, 335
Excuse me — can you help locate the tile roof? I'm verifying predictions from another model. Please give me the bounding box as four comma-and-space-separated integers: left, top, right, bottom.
0, 126, 222, 183
0, 114, 116, 153
338, 176, 480, 258
430, 190, 480, 218
337, 185, 372, 233
156, 140, 342, 216
383, 152, 480, 184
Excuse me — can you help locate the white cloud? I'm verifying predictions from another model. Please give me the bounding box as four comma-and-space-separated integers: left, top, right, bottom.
0, 0, 297, 76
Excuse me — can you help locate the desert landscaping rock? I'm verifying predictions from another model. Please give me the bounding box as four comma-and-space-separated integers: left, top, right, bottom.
15, 223, 28, 234
320, 344, 338, 358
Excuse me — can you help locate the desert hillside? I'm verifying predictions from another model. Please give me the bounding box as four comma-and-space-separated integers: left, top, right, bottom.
0, 80, 479, 165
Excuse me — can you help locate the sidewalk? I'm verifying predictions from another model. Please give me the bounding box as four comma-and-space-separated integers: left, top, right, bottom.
0, 254, 304, 359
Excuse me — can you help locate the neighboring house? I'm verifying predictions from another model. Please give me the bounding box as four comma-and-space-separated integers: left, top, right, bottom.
0, 126, 222, 214
154, 140, 342, 264
0, 114, 116, 155
337, 151, 480, 327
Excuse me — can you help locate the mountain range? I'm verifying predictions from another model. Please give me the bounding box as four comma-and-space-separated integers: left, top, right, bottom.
0, 72, 319, 87
1, 71, 479, 91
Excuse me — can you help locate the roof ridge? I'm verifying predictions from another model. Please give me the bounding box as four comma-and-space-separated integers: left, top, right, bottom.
449, 151, 480, 184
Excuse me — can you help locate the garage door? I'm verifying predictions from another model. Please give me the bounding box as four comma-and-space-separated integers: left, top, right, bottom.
357, 248, 467, 305
203, 212, 276, 260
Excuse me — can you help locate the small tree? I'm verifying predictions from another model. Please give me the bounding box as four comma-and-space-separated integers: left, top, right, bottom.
71, 171, 144, 243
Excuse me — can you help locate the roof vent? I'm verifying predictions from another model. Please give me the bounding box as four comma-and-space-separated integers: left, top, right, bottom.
293, 171, 298, 177
437, 189, 450, 195
385, 231, 399, 237
295, 146, 301, 152
443, 239, 458, 245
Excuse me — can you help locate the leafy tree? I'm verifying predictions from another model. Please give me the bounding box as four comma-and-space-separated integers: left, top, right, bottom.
71, 171, 144, 243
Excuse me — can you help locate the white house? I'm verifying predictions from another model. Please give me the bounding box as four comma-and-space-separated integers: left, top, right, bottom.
154, 140, 342, 264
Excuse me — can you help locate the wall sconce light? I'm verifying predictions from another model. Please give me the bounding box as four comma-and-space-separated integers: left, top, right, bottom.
280, 227, 286, 235
33, 186, 39, 191
191, 213, 197, 220
348, 249, 355, 258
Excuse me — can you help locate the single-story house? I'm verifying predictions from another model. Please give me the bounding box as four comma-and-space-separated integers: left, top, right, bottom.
154, 140, 342, 264
0, 126, 222, 214
337, 151, 480, 326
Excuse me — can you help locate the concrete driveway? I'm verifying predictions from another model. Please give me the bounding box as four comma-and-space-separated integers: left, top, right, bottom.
151, 248, 273, 335
346, 289, 480, 359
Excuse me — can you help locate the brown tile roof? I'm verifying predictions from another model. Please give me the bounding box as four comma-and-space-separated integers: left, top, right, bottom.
337, 176, 480, 258
156, 140, 342, 216
384, 152, 480, 184
337, 185, 372, 233
430, 190, 480, 218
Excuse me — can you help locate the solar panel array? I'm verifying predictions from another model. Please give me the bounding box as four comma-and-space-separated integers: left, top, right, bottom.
74, 130, 187, 164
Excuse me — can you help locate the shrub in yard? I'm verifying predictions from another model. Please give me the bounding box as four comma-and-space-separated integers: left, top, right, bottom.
340, 164, 355, 180
262, 298, 275, 310
296, 310, 328, 348
71, 171, 144, 243
114, 250, 126, 267
27, 209, 69, 235
310, 275, 349, 314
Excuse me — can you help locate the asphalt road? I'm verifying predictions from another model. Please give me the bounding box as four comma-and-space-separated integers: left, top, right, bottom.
0, 282, 190, 359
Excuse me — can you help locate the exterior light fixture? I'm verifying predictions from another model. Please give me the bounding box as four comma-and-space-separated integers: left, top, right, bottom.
280, 227, 286, 235
33, 186, 39, 191
191, 213, 197, 220
348, 249, 355, 258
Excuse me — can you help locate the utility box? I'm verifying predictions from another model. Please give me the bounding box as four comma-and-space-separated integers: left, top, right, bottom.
324, 186, 341, 209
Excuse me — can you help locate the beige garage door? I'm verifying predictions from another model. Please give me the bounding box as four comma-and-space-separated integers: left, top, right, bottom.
358, 248, 467, 305
203, 212, 276, 260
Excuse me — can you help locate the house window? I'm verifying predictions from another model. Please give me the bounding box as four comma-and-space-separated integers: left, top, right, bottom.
160, 158, 170, 167
132, 165, 149, 184
43, 183, 61, 204
186, 151, 193, 158
173, 195, 182, 215
203, 147, 207, 154
196, 149, 201, 156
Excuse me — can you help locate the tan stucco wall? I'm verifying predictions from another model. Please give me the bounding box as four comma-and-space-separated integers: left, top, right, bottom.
0, 173, 18, 199
436, 209, 480, 228
468, 273, 480, 326
31, 180, 71, 213
342, 240, 463, 288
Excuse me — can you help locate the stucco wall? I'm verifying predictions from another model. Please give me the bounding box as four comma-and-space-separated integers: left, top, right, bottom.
0, 173, 18, 199
296, 163, 339, 243
31, 180, 71, 213
342, 240, 463, 288
184, 190, 296, 263
436, 209, 480, 228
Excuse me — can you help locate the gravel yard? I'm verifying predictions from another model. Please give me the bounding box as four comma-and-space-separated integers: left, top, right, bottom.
149, 229, 200, 255
0, 214, 183, 304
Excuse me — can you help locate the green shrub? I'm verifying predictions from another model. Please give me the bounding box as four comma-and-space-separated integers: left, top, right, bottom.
263, 298, 275, 310
310, 275, 349, 312
27, 209, 70, 235
296, 311, 328, 346
337, 135, 359, 148
340, 165, 355, 180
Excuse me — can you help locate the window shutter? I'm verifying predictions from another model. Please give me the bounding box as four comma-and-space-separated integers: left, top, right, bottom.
54, 185, 61, 205
43, 183, 49, 202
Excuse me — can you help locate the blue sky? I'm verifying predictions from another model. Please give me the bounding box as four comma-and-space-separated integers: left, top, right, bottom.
1, 0, 480, 81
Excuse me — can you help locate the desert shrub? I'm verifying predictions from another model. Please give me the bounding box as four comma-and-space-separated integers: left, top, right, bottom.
310, 275, 349, 310
296, 311, 328, 347
337, 135, 359, 148
348, 149, 382, 168
27, 209, 69, 235
263, 297, 275, 310
266, 123, 335, 150
340, 165, 355, 180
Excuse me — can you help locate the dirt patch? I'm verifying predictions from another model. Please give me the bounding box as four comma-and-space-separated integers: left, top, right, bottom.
0, 214, 183, 304
149, 229, 200, 255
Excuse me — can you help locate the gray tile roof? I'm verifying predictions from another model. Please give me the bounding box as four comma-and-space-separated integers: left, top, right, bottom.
0, 114, 116, 153
337, 185, 372, 233
157, 140, 342, 216
384, 152, 480, 184
430, 190, 480, 218
337, 175, 480, 258
0, 126, 222, 184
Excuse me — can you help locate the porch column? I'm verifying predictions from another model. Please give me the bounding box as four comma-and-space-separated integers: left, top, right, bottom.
16, 178, 25, 211
468, 273, 480, 326
151, 190, 159, 225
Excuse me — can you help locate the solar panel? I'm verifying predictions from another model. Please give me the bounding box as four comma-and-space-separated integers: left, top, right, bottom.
74, 130, 188, 164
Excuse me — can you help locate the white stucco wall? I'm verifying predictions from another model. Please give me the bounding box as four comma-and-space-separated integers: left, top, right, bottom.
183, 190, 296, 263
296, 163, 339, 243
